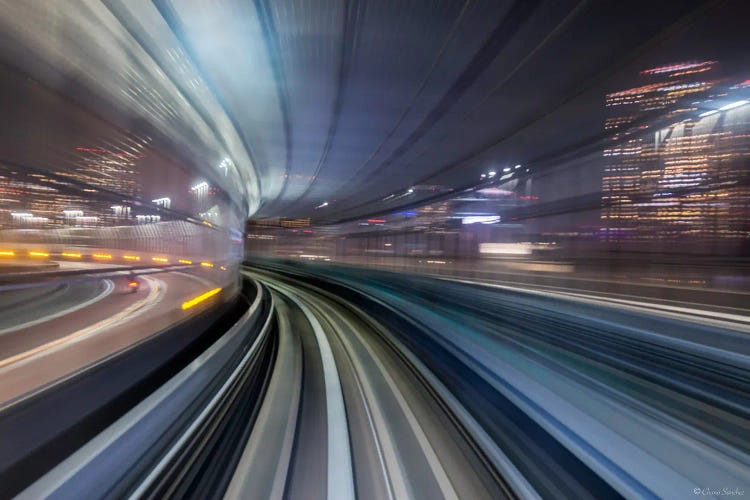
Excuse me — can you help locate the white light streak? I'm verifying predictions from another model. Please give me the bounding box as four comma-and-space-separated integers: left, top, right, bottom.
719, 100, 748, 111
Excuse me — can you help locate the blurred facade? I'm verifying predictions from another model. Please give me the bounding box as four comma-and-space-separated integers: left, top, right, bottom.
601, 62, 750, 247
0, 144, 144, 230
247, 59, 750, 288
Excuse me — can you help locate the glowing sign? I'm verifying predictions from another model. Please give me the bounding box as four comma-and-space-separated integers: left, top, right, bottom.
462, 216, 500, 225
479, 243, 532, 255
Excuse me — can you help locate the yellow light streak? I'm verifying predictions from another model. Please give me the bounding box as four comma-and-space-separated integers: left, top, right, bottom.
152, 257, 168, 263
178, 259, 193, 265
181, 287, 222, 310
29, 251, 49, 258
0, 251, 15, 257
200, 261, 214, 268
123, 255, 141, 261
61, 252, 82, 259
93, 253, 112, 260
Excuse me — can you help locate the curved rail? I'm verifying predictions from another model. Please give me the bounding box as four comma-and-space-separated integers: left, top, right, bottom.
5, 263, 748, 499
244, 262, 750, 499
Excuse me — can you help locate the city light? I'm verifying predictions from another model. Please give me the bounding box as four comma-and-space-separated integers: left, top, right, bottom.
191, 181, 208, 191
152, 197, 171, 208
407, 188, 414, 194
29, 251, 49, 258
316, 201, 329, 209
200, 261, 214, 268
93, 253, 113, 260
136, 215, 161, 224
181, 287, 222, 310
479, 243, 532, 255
602, 61, 750, 243
641, 61, 716, 75
61, 252, 82, 259
75, 216, 98, 225
178, 259, 193, 265
462, 215, 501, 225
488, 171, 496, 178
219, 158, 233, 175
123, 255, 141, 261
0, 251, 15, 257
152, 257, 168, 263
109, 205, 131, 219
503, 167, 511, 172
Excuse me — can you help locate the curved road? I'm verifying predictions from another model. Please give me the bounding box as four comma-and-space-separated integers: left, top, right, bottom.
0, 270, 225, 404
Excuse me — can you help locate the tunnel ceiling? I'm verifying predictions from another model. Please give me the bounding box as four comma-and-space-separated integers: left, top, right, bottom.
137, 0, 711, 222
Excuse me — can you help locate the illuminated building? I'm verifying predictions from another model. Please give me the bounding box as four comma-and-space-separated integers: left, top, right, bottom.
0, 143, 145, 228
603, 61, 717, 135
645, 108, 750, 241
599, 61, 750, 244
152, 197, 171, 209
71, 147, 141, 197
0, 171, 87, 228
68, 146, 142, 224
190, 181, 222, 218
279, 218, 311, 228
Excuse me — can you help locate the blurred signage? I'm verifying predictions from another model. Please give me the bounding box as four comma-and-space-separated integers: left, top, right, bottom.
462, 215, 500, 225
479, 243, 532, 255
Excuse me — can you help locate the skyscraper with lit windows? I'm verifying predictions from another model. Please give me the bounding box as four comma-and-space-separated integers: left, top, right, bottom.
599, 61, 750, 245
0, 144, 144, 228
